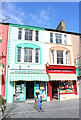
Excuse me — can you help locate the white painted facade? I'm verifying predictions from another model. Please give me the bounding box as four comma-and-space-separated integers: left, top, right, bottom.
44, 30, 74, 66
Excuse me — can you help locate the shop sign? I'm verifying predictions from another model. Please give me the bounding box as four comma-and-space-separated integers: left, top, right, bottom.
10, 69, 46, 74
48, 70, 74, 73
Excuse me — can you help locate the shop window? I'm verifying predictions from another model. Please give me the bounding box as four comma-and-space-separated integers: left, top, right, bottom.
66, 51, 70, 64
25, 29, 32, 41
55, 33, 62, 44
24, 48, 32, 63
17, 47, 21, 62
57, 50, 63, 64
51, 50, 54, 64
50, 33, 53, 43
35, 31, 39, 41
18, 28, 22, 40
35, 82, 46, 99
35, 49, 39, 63
60, 81, 74, 93
13, 81, 25, 101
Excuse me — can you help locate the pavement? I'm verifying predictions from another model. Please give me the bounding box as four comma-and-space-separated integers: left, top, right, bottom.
0, 98, 80, 120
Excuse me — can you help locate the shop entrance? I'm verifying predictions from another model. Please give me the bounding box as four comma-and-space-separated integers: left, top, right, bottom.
26, 82, 34, 99
52, 82, 59, 100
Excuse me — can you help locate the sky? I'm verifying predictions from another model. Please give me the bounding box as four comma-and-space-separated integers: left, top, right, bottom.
1, 2, 79, 33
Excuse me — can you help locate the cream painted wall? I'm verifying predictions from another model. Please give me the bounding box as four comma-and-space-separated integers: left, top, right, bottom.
45, 30, 74, 66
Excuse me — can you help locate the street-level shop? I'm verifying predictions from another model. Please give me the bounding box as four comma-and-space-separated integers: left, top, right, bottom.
46, 65, 77, 101
10, 69, 48, 102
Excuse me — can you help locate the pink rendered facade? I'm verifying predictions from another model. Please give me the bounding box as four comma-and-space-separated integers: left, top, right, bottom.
0, 24, 9, 98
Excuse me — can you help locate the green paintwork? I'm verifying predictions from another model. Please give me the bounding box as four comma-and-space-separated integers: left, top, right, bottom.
24, 81, 26, 101
16, 43, 40, 49
15, 43, 42, 64
10, 23, 45, 31
75, 59, 79, 76
0, 39, 2, 43
6, 24, 11, 103
6, 23, 46, 103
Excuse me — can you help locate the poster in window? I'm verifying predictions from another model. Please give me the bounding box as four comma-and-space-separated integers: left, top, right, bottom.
19, 93, 24, 101
40, 83, 45, 90
15, 85, 22, 93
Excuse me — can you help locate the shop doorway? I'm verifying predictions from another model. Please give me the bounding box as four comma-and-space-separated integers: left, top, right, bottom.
52, 82, 59, 100
26, 82, 34, 99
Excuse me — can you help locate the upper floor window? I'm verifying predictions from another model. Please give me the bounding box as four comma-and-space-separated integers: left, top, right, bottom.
55, 33, 62, 44
35, 49, 39, 63
51, 50, 54, 64
50, 33, 53, 43
24, 48, 32, 63
64, 35, 67, 44
18, 29, 22, 40
25, 30, 32, 41
35, 31, 39, 41
57, 50, 63, 64
17, 47, 21, 62
66, 51, 69, 64
80, 36, 81, 43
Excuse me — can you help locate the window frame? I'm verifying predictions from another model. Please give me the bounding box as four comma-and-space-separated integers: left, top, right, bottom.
35, 49, 40, 63
57, 50, 63, 64
35, 31, 39, 41
25, 29, 33, 41
55, 33, 62, 44
17, 47, 21, 62
51, 50, 54, 64
50, 32, 53, 43
66, 51, 70, 64
64, 34, 67, 44
24, 48, 33, 63
18, 28, 22, 40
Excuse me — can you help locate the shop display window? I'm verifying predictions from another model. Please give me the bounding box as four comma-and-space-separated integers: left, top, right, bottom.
60, 81, 74, 93
13, 81, 25, 101
35, 82, 46, 100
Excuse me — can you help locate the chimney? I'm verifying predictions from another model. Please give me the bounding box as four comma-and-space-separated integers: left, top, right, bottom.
56, 20, 65, 31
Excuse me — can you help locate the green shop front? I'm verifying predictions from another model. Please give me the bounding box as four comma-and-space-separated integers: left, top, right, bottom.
10, 70, 49, 102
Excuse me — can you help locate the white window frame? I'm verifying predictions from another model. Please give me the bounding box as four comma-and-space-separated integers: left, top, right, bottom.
24, 29, 33, 41
17, 47, 21, 62
66, 51, 70, 64
35, 49, 40, 63
64, 34, 67, 44
55, 33, 62, 44
51, 50, 54, 64
18, 28, 22, 40
24, 48, 33, 63
35, 31, 39, 41
57, 50, 63, 64
50, 32, 53, 43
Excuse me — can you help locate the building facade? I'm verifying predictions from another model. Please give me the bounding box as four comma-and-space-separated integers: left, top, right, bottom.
0, 23, 9, 99
1, 22, 80, 103
73, 35, 81, 98
44, 29, 78, 101
6, 24, 48, 103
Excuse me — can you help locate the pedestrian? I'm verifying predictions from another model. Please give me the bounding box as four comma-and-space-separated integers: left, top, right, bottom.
0, 102, 4, 116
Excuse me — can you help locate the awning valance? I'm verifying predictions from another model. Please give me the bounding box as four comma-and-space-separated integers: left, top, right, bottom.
49, 73, 77, 81
10, 73, 49, 81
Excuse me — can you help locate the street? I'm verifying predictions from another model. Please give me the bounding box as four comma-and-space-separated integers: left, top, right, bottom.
0, 98, 80, 119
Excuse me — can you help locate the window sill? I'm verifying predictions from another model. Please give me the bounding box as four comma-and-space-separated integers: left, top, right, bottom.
16, 62, 41, 65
